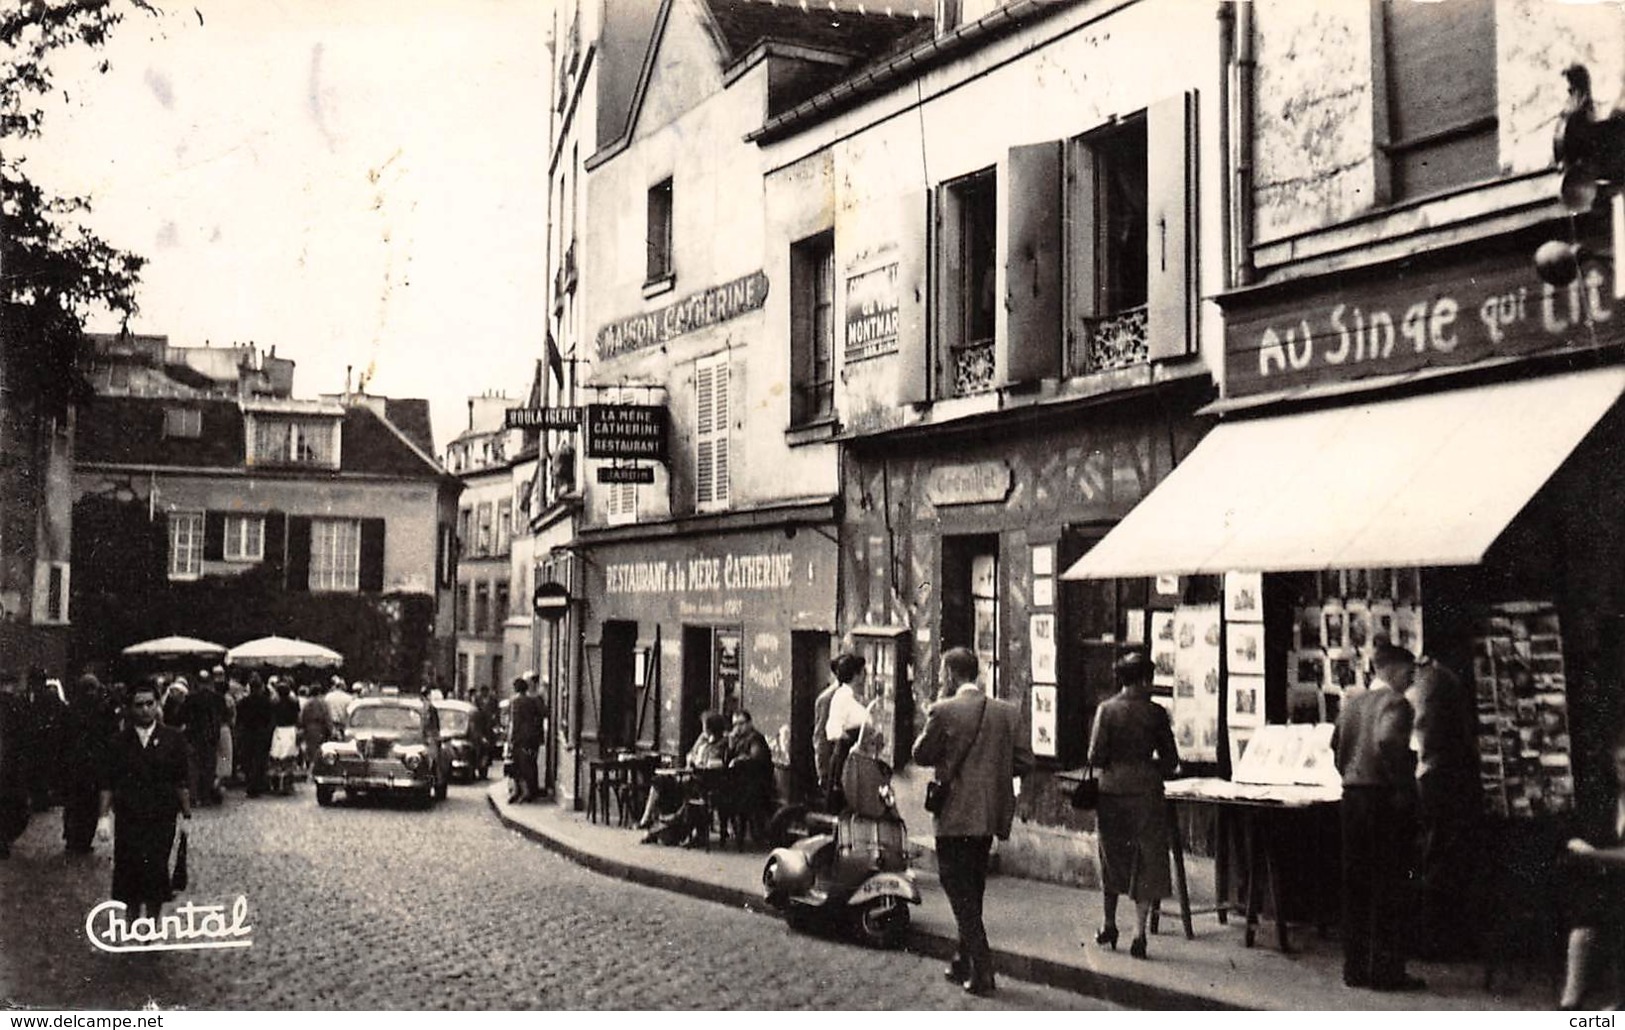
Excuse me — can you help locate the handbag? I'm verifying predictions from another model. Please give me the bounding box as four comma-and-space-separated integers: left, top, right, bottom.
1070, 768, 1099, 810
170, 829, 189, 892
924, 695, 988, 817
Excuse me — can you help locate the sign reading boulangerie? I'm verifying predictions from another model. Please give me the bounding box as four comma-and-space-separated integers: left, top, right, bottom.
596, 271, 769, 359
1223, 233, 1622, 397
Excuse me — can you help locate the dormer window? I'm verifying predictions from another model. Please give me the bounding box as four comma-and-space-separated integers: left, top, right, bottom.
247, 416, 340, 468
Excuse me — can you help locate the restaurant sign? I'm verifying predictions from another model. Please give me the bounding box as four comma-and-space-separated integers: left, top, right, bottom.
596, 271, 769, 360
585, 404, 669, 461
597, 465, 655, 484
1223, 234, 1622, 397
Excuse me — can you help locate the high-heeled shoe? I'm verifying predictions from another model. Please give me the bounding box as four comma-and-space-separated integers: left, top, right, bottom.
1093, 926, 1119, 950
1129, 936, 1148, 959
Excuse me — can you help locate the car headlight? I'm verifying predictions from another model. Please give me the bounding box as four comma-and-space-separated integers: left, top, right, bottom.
399, 748, 426, 771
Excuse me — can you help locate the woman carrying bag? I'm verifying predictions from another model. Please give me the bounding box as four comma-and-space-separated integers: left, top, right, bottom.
1087, 650, 1180, 959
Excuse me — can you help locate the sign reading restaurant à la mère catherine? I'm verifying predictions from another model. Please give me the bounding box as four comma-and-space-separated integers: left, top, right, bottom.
596, 271, 769, 360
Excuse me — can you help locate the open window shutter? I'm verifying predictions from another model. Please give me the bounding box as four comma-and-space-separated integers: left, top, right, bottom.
264, 511, 287, 579
789, 247, 814, 425
713, 361, 730, 505
894, 190, 932, 406
695, 361, 715, 505
1001, 141, 1064, 386
1066, 137, 1101, 369
359, 518, 386, 592
203, 511, 226, 562
1146, 91, 1196, 361
286, 516, 312, 592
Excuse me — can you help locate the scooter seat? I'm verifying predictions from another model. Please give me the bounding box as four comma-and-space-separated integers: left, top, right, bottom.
805, 811, 839, 834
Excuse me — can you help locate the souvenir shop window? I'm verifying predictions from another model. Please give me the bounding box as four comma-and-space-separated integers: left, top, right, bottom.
1276, 568, 1423, 726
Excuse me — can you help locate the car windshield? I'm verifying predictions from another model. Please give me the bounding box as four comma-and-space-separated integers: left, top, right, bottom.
350, 705, 421, 731
438, 709, 470, 734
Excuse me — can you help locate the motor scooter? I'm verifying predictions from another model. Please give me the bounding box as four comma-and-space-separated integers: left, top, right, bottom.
761, 751, 919, 948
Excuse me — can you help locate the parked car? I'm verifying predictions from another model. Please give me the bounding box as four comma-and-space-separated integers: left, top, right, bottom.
432, 698, 490, 782
313, 695, 452, 807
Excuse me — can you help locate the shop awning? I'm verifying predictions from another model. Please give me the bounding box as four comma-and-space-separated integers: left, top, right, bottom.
1061, 366, 1625, 579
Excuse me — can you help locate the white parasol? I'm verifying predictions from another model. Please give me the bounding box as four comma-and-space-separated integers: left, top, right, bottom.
225, 635, 344, 669
120, 635, 229, 660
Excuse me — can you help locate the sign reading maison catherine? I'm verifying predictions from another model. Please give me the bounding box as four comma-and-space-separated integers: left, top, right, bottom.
1224, 236, 1623, 397
596, 271, 769, 360
585, 404, 669, 461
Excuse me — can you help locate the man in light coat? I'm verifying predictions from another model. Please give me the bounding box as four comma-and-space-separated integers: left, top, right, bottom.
912, 646, 1032, 996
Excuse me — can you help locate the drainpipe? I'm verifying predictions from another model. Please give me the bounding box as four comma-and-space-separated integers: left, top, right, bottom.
1234, 0, 1257, 287
1217, 2, 1235, 291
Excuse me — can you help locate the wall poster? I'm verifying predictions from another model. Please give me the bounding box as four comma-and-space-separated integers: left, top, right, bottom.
1171, 604, 1221, 763
1031, 684, 1058, 759
1029, 613, 1058, 685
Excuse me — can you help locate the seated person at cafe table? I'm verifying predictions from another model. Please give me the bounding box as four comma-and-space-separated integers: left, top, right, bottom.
637, 711, 728, 846
716, 709, 774, 845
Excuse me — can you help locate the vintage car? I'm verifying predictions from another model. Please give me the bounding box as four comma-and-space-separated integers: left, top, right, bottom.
432, 698, 490, 782
314, 695, 452, 807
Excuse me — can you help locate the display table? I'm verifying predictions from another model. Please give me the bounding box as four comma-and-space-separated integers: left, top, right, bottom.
1163, 777, 1341, 952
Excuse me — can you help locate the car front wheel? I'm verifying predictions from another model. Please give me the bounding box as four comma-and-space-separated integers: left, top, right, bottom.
316, 785, 335, 807
434, 772, 449, 800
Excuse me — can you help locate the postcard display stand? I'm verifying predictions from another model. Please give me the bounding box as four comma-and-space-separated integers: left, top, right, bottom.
1288, 569, 1423, 727
1473, 603, 1574, 818
1153, 604, 1221, 763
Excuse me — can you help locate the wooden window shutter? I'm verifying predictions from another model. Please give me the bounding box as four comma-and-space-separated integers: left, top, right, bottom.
1001, 141, 1064, 386
789, 241, 815, 424
1066, 137, 1102, 358
1146, 91, 1196, 362
285, 516, 312, 592
263, 511, 287, 578
894, 190, 933, 406
696, 360, 715, 505
713, 361, 730, 505
203, 511, 226, 562
359, 518, 386, 592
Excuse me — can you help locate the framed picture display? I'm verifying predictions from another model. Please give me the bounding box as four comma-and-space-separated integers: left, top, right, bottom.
1228, 623, 1265, 676
1228, 674, 1264, 728
1224, 572, 1264, 622
1029, 613, 1057, 685
1151, 612, 1178, 689
1032, 576, 1054, 609
1031, 544, 1054, 577
1030, 685, 1058, 758
1296, 605, 1323, 650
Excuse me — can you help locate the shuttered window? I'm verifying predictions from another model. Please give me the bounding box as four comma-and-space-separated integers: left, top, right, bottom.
605, 477, 637, 525
168, 512, 204, 580
223, 515, 264, 562
309, 518, 361, 592
1378, 0, 1497, 201
695, 352, 731, 509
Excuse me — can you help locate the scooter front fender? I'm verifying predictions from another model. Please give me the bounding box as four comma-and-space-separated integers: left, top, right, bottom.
846, 872, 920, 906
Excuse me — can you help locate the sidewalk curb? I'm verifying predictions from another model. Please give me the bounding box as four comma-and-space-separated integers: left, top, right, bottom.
487, 795, 1238, 1010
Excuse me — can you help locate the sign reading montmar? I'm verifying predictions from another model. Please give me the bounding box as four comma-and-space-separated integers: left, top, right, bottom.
596, 271, 769, 360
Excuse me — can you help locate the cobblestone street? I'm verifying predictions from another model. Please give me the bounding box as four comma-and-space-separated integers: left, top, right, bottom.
0, 782, 1112, 1010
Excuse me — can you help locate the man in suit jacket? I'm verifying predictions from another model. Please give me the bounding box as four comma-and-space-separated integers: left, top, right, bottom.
508, 676, 546, 803
1331, 642, 1421, 991
97, 679, 191, 920
912, 646, 1033, 996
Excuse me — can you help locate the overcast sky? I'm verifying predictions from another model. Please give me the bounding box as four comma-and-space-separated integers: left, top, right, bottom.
24, 0, 552, 451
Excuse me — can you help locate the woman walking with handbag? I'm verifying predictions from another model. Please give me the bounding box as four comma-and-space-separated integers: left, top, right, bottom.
1087, 650, 1180, 959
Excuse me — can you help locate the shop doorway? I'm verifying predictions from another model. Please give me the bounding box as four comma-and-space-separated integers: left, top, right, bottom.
680, 625, 744, 750
599, 621, 638, 751
942, 534, 1000, 695
789, 631, 830, 802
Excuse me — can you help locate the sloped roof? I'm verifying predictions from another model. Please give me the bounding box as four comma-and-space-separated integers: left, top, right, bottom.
702, 0, 930, 64
75, 395, 443, 480
383, 398, 435, 456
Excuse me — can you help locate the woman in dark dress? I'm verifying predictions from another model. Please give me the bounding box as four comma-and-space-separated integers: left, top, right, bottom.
1087, 650, 1180, 959
235, 676, 275, 798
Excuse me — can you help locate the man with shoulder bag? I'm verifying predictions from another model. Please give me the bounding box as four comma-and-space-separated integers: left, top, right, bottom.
912, 647, 1033, 996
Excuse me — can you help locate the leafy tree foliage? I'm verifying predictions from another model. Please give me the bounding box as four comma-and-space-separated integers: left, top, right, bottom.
2, 1, 155, 416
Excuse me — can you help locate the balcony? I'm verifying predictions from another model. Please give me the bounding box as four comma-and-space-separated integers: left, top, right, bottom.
1069, 305, 1147, 377
950, 338, 996, 397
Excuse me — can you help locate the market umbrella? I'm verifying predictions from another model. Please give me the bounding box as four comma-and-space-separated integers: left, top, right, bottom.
121, 635, 229, 660
225, 635, 343, 669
